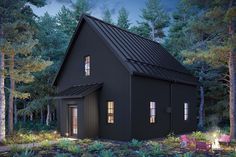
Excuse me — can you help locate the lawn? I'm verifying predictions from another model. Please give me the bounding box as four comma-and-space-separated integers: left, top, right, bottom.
1, 131, 236, 157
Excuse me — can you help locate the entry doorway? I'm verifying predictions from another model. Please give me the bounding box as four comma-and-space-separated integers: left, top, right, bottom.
69, 106, 78, 136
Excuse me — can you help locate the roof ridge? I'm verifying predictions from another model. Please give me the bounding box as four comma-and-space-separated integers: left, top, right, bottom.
83, 14, 163, 47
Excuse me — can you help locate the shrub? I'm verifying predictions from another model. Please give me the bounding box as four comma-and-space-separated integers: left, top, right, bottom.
136, 150, 149, 157
149, 142, 163, 156
55, 153, 70, 157
40, 140, 52, 149
163, 133, 179, 147
183, 152, 193, 157
10, 145, 23, 154
13, 149, 34, 157
88, 141, 104, 152
191, 131, 206, 141
99, 149, 114, 157
129, 139, 142, 148
58, 138, 74, 150
67, 145, 81, 154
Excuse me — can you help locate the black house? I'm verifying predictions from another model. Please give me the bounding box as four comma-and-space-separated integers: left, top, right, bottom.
53, 14, 198, 141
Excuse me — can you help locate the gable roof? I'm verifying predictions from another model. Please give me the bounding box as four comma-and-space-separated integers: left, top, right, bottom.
55, 83, 102, 99
53, 14, 197, 86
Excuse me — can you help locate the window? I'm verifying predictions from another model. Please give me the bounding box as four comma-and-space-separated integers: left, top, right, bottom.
150, 101, 156, 123
107, 101, 114, 123
184, 103, 189, 121
84, 56, 90, 76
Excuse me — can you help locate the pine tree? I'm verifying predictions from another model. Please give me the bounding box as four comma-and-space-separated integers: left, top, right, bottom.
117, 7, 130, 30
141, 0, 169, 42
102, 8, 113, 24
57, 6, 77, 37
73, 0, 92, 20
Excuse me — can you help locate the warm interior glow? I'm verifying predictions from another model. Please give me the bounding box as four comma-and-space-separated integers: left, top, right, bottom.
184, 102, 188, 121
150, 101, 156, 123
107, 101, 114, 123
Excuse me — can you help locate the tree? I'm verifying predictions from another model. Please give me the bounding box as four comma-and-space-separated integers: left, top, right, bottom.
57, 6, 77, 37
130, 22, 151, 39
102, 8, 113, 24
0, 0, 48, 136
117, 7, 130, 30
141, 0, 169, 42
73, 0, 92, 20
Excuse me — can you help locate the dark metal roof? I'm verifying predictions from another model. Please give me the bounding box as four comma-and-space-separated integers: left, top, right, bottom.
53, 14, 197, 86
55, 83, 103, 99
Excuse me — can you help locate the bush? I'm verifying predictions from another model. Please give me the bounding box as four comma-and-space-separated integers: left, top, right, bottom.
67, 145, 81, 154
163, 133, 179, 146
191, 131, 206, 141
99, 149, 114, 157
4, 130, 60, 145
129, 139, 143, 148
55, 153, 70, 157
13, 149, 34, 157
10, 145, 24, 154
40, 140, 52, 149
58, 138, 74, 150
88, 141, 104, 152
149, 142, 163, 156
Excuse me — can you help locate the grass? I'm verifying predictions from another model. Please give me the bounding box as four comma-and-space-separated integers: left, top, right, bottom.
3, 130, 60, 145
3, 130, 236, 157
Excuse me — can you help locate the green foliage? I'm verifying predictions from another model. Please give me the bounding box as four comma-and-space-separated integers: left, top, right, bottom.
67, 144, 81, 154
102, 8, 113, 24
191, 131, 207, 141
10, 145, 24, 154
73, 0, 92, 20
4, 130, 59, 145
88, 141, 104, 152
129, 139, 143, 148
148, 142, 163, 156
99, 149, 114, 157
163, 133, 180, 145
117, 7, 130, 30
58, 138, 75, 150
55, 153, 70, 157
140, 0, 169, 41
13, 149, 35, 157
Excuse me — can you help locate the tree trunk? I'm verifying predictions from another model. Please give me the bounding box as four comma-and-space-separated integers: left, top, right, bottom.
228, 0, 236, 139
8, 51, 14, 135
23, 104, 26, 123
40, 109, 44, 124
30, 113, 33, 121
229, 49, 236, 139
0, 51, 5, 142
46, 104, 50, 126
198, 86, 205, 129
14, 101, 17, 125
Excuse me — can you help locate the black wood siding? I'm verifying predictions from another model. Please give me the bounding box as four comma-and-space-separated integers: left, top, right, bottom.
131, 76, 197, 139
56, 22, 131, 140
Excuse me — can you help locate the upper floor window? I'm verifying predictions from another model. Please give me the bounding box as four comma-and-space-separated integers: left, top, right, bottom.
107, 101, 114, 124
150, 101, 156, 123
184, 102, 189, 121
84, 56, 90, 76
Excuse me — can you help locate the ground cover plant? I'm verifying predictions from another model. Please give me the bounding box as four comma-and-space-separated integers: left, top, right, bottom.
1, 131, 236, 157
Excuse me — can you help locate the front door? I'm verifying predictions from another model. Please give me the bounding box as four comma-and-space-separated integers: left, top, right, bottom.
69, 106, 78, 136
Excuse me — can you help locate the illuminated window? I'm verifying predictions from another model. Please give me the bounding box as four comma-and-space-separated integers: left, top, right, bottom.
84, 56, 90, 76
150, 101, 156, 123
184, 103, 189, 121
107, 101, 114, 123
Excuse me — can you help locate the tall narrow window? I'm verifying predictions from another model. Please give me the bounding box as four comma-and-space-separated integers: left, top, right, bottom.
84, 56, 90, 76
184, 102, 189, 121
107, 101, 114, 123
150, 101, 156, 123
